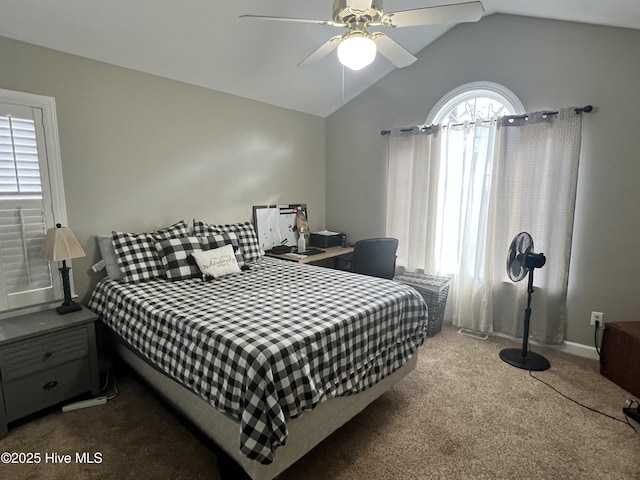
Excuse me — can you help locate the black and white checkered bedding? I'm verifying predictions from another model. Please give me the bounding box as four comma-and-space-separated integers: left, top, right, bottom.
88, 257, 427, 464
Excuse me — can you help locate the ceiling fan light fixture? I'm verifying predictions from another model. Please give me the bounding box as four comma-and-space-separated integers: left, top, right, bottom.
243, 1, 484, 70
337, 34, 376, 70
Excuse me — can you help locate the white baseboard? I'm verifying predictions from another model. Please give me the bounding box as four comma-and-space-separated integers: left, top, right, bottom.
545, 340, 600, 361
490, 330, 600, 361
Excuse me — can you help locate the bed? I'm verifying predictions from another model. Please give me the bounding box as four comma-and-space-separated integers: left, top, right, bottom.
88, 221, 428, 479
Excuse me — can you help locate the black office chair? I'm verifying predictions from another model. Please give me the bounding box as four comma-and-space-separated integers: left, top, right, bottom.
350, 238, 399, 280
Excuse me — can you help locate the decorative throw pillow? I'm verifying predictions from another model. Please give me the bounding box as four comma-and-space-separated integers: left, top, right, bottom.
111, 221, 190, 283
153, 220, 190, 240
191, 244, 241, 279
199, 233, 245, 269
156, 236, 202, 280
193, 220, 262, 263
96, 235, 123, 280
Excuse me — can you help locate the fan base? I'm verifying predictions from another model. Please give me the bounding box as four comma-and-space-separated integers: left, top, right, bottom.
499, 348, 551, 371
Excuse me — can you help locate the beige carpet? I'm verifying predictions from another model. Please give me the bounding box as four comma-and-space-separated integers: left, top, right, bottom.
1, 326, 639, 479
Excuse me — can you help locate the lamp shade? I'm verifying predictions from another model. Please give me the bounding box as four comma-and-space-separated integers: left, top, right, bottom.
40, 224, 86, 261
337, 34, 377, 71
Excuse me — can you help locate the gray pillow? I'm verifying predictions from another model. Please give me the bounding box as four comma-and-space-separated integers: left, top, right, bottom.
97, 234, 123, 280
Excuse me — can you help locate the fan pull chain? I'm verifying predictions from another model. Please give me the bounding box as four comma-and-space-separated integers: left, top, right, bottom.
341, 64, 345, 100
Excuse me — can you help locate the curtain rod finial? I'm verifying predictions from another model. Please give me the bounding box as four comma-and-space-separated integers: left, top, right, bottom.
575, 105, 594, 114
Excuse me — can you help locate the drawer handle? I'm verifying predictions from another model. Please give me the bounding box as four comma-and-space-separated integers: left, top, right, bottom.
42, 381, 58, 390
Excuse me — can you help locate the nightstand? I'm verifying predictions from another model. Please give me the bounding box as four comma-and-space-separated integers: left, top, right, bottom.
0, 307, 100, 438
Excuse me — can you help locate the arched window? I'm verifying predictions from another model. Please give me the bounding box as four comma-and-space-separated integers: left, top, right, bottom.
426, 81, 525, 125
418, 83, 524, 276
388, 82, 581, 341
386, 82, 524, 325
387, 82, 526, 278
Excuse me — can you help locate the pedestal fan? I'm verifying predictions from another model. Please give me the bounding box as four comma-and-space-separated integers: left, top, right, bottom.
499, 232, 551, 371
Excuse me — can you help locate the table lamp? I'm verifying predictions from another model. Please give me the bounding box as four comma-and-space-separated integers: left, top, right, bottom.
40, 223, 86, 314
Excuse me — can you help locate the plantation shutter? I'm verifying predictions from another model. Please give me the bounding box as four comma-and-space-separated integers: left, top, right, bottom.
0, 103, 57, 310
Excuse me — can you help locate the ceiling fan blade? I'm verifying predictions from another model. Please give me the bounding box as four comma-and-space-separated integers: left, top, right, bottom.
385, 1, 484, 28
349, 0, 374, 10
373, 34, 417, 68
298, 36, 342, 67
240, 14, 341, 27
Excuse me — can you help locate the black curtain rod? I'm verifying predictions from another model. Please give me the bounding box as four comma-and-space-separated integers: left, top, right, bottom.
380, 105, 594, 136
507, 105, 593, 122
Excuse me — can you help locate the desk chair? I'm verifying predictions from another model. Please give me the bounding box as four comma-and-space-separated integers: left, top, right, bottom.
349, 238, 399, 280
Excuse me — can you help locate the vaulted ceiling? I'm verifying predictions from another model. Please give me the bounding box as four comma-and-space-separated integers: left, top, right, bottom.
1, 0, 639, 117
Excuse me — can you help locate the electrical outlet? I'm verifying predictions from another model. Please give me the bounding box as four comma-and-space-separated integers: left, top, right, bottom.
590, 311, 604, 326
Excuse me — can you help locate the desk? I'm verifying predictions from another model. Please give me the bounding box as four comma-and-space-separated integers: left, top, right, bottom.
266, 246, 354, 267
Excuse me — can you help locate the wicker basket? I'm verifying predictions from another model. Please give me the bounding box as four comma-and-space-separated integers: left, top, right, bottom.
394, 272, 451, 336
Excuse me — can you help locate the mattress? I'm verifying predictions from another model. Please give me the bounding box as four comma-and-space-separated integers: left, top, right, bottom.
88, 256, 427, 464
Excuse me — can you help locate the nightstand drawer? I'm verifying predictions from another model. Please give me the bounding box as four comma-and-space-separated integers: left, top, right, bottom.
3, 358, 91, 422
0, 327, 89, 382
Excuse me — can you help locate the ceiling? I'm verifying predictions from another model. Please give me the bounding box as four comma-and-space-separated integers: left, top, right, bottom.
1, 1, 639, 118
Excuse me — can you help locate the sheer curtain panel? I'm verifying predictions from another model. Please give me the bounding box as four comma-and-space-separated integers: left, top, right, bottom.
435, 121, 497, 331
386, 121, 498, 328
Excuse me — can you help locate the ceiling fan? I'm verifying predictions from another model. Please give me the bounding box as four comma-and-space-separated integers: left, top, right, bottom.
241, 0, 484, 71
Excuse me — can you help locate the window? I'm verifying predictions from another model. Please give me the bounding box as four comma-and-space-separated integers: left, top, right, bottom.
388, 83, 581, 339
426, 81, 525, 125
426, 82, 524, 276
0, 89, 68, 313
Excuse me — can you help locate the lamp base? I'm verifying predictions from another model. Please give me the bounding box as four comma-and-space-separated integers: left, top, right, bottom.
56, 303, 82, 315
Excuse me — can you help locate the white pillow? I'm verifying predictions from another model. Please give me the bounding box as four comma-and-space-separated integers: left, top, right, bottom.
191, 244, 241, 279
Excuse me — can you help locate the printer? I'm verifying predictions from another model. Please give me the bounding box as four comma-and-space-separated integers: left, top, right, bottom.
310, 230, 345, 248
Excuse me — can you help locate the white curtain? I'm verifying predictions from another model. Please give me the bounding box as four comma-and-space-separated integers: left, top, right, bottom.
487, 108, 583, 344
386, 107, 583, 344
435, 121, 497, 331
386, 126, 441, 275
387, 121, 498, 328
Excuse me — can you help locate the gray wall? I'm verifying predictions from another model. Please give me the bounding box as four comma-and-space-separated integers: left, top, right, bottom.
326, 14, 640, 346
0, 36, 326, 302
2, 13, 638, 348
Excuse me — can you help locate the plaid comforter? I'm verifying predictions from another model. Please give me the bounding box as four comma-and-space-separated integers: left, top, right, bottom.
88, 257, 427, 463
